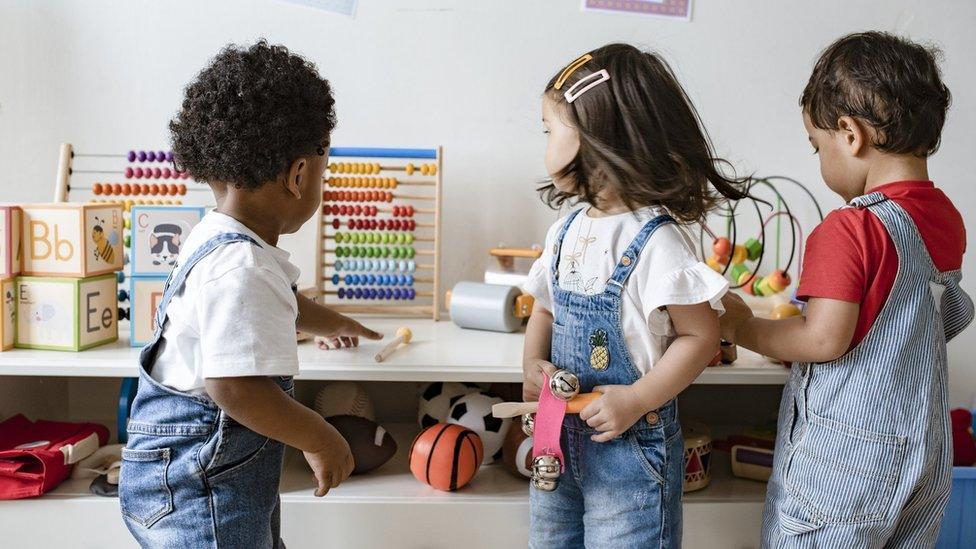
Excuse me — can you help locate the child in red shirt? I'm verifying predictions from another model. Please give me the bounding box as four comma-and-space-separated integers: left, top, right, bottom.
722, 32, 974, 547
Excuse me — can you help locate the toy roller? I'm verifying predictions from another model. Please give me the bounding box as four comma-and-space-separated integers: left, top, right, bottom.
446, 281, 534, 333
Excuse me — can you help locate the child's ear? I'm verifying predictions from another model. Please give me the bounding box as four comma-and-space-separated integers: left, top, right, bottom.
836, 115, 867, 156
283, 157, 307, 199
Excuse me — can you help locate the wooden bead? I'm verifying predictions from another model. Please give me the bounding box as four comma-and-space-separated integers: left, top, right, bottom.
730, 263, 750, 282
706, 257, 722, 272
744, 238, 762, 261
713, 237, 731, 258
767, 269, 791, 292
92, 183, 103, 195
770, 303, 802, 320
731, 245, 748, 265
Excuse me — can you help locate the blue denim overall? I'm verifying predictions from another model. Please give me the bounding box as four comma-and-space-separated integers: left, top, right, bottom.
762, 194, 974, 548
530, 210, 685, 549
120, 233, 294, 549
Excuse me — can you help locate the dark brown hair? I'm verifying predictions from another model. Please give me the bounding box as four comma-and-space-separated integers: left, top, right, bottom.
801, 31, 951, 157
540, 43, 747, 223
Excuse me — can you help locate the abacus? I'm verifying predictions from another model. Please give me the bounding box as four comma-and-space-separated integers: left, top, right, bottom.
316, 147, 442, 320
53, 142, 214, 325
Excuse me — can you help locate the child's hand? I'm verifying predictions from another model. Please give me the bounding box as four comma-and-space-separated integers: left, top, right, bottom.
315, 315, 383, 350
302, 425, 355, 497
522, 359, 558, 401
580, 384, 646, 443
720, 292, 753, 343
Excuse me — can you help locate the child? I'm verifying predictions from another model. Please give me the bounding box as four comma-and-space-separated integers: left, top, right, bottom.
521, 43, 745, 548
721, 32, 974, 547
119, 41, 382, 548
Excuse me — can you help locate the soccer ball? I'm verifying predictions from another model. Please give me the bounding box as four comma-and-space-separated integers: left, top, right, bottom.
417, 382, 480, 428
447, 392, 510, 464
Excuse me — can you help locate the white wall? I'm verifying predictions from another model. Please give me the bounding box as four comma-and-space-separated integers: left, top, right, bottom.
2, 0, 975, 405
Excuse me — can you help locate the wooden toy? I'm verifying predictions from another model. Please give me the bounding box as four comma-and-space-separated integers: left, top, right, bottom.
21, 203, 123, 277
701, 176, 824, 298
313, 381, 376, 421
129, 205, 205, 276
316, 148, 443, 319
0, 279, 15, 351
484, 247, 542, 287
446, 282, 535, 333
328, 415, 397, 474
682, 425, 712, 493
714, 433, 776, 482
491, 392, 601, 418
447, 392, 510, 464
128, 276, 166, 347
373, 326, 412, 362
15, 274, 118, 351
0, 206, 23, 279
409, 423, 483, 492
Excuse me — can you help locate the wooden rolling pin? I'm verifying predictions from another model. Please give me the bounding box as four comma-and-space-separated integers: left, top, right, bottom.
491, 392, 601, 418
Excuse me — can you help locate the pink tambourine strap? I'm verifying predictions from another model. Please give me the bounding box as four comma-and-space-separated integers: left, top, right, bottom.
532, 372, 566, 471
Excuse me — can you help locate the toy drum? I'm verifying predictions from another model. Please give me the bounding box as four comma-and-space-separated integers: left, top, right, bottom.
682, 426, 712, 493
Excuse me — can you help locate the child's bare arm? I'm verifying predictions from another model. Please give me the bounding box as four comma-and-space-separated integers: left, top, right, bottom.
580, 302, 719, 442
723, 293, 858, 362
206, 376, 353, 496
522, 302, 558, 402
296, 292, 383, 345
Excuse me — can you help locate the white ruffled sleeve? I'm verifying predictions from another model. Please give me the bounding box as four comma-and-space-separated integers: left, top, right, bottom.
632, 224, 729, 336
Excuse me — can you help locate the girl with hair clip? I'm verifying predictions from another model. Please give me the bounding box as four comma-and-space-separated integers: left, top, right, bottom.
520, 43, 748, 548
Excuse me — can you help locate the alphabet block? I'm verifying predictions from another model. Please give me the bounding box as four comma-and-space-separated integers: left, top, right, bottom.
129, 205, 205, 276
129, 275, 166, 347
15, 274, 118, 351
22, 203, 123, 276
0, 278, 14, 351
0, 206, 22, 279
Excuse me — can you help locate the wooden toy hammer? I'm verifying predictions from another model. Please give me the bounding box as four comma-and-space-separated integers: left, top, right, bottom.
374, 326, 412, 363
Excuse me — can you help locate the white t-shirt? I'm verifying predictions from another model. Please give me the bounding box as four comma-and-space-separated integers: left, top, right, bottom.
150, 211, 301, 395
522, 206, 728, 375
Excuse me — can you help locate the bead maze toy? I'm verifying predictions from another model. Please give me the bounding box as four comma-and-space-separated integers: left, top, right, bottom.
700, 176, 824, 304
315, 147, 443, 319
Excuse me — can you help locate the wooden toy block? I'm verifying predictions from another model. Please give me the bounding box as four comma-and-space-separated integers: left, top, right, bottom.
0, 278, 15, 351
129, 205, 206, 276
129, 275, 166, 347
15, 274, 118, 351
22, 203, 124, 277
0, 206, 23, 279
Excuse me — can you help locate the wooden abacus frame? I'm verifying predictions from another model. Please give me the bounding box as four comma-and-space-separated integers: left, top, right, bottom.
315, 147, 443, 320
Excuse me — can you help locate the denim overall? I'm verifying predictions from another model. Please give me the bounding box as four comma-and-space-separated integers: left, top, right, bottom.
530, 210, 685, 549
120, 233, 294, 549
762, 194, 974, 548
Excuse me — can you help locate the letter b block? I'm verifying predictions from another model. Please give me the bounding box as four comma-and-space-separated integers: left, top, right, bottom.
22, 203, 123, 276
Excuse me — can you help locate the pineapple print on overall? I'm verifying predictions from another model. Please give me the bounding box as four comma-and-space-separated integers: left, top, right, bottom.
589, 329, 610, 371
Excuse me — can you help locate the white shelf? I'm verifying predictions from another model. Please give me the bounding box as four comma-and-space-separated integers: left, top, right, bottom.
0, 318, 790, 384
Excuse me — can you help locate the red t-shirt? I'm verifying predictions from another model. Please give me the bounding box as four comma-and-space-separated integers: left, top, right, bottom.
796, 181, 966, 351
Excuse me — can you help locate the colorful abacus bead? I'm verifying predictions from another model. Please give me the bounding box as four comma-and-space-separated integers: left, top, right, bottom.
744, 238, 762, 261
730, 245, 748, 265
767, 269, 791, 292
127, 150, 137, 162
712, 237, 731, 258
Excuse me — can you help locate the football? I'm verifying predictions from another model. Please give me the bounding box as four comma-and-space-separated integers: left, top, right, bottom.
417, 381, 480, 428
327, 415, 397, 474
502, 423, 533, 479
314, 381, 376, 421
447, 392, 510, 464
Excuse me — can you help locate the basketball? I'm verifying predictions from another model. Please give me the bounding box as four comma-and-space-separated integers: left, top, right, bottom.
501, 421, 533, 480
409, 423, 483, 491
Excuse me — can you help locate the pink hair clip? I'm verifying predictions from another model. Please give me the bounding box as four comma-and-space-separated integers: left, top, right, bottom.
563, 69, 610, 103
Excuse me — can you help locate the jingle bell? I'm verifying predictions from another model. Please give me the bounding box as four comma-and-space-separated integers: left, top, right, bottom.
522, 413, 535, 436
531, 454, 562, 492
549, 370, 580, 401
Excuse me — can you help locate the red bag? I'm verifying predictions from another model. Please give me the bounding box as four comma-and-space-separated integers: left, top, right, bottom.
0, 414, 109, 499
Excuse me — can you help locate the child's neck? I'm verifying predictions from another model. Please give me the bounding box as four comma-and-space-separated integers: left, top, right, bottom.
212, 184, 283, 246
862, 153, 930, 195
587, 193, 631, 218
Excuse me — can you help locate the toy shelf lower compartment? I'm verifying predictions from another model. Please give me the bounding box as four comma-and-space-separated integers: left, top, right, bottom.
0, 317, 792, 385
4, 423, 768, 548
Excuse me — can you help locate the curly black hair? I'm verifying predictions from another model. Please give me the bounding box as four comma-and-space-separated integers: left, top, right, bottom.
169, 40, 336, 189
801, 32, 951, 157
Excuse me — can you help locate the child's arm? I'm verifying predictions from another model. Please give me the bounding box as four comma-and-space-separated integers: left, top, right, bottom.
206, 376, 353, 497
721, 292, 859, 363
522, 302, 558, 402
580, 302, 720, 442
296, 292, 383, 346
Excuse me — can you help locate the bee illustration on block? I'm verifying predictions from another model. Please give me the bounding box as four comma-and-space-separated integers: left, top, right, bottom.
91, 215, 119, 264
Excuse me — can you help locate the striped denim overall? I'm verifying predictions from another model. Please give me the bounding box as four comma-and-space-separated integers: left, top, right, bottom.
762, 193, 974, 548
120, 233, 293, 549
530, 210, 685, 549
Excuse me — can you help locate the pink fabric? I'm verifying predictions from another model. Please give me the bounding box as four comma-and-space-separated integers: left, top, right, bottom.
532, 373, 566, 471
